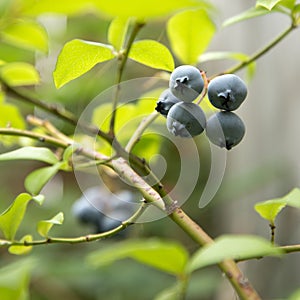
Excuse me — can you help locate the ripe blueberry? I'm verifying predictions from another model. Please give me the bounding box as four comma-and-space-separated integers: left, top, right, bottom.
155, 88, 181, 117
169, 65, 204, 102
206, 111, 245, 150
207, 74, 247, 111
167, 102, 206, 138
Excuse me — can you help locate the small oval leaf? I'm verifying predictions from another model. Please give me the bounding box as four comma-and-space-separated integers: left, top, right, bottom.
88, 239, 188, 276
9, 235, 33, 255
37, 212, 64, 237
128, 40, 174, 71
53, 39, 115, 88
25, 163, 61, 195
0, 146, 58, 164
188, 235, 283, 272
0, 193, 32, 240
2, 19, 48, 52
0, 62, 40, 86
167, 9, 216, 65
108, 17, 131, 51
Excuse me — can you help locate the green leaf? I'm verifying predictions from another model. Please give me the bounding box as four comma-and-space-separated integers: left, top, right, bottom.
1, 19, 48, 53
94, 0, 213, 19
53, 39, 115, 88
108, 17, 131, 51
129, 40, 174, 71
0, 62, 40, 86
256, 0, 282, 10
188, 235, 283, 272
88, 239, 188, 276
292, 4, 300, 25
0, 146, 58, 164
167, 9, 215, 65
0, 258, 34, 300
223, 7, 271, 27
199, 51, 256, 80
25, 163, 62, 195
37, 212, 64, 237
0, 193, 33, 240
255, 188, 300, 224
9, 235, 33, 255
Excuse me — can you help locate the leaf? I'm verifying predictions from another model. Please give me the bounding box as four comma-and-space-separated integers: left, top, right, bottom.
167, 9, 216, 65
128, 40, 174, 71
1, 19, 48, 52
188, 235, 283, 272
37, 212, 64, 237
25, 163, 62, 195
223, 6, 271, 27
199, 51, 256, 80
255, 200, 286, 224
0, 193, 33, 240
0, 146, 58, 164
93, 0, 213, 19
108, 17, 131, 51
255, 188, 300, 224
256, 0, 282, 10
0, 62, 40, 86
53, 39, 115, 88
9, 235, 33, 255
87, 239, 188, 276
0, 258, 34, 300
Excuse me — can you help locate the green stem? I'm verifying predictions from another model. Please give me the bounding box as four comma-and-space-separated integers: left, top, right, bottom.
125, 111, 159, 152
222, 24, 295, 76
0, 127, 69, 148
109, 21, 145, 134
1, 202, 148, 247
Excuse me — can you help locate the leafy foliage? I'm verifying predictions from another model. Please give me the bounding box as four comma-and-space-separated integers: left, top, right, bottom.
88, 239, 188, 276
188, 235, 283, 272
37, 212, 64, 237
167, 9, 215, 65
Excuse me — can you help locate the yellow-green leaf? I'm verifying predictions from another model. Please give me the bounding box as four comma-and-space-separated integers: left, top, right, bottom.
37, 212, 64, 237
0, 62, 40, 86
255, 188, 300, 224
256, 0, 282, 10
0, 146, 58, 164
0, 193, 32, 240
53, 39, 115, 88
129, 40, 174, 71
188, 235, 283, 272
25, 163, 62, 195
108, 17, 131, 51
88, 238, 188, 276
9, 235, 33, 255
167, 9, 216, 65
2, 19, 48, 52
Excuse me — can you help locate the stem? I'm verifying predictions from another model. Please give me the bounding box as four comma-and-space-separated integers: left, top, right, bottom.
125, 112, 159, 152
270, 223, 276, 244
109, 21, 145, 134
1, 202, 148, 247
0, 127, 70, 148
1, 81, 113, 144
222, 24, 295, 76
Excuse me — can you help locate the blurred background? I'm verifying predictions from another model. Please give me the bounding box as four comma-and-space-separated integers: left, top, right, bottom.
1, 0, 300, 299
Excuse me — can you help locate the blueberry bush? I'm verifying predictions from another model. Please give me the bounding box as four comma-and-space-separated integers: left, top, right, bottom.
0, 1, 300, 299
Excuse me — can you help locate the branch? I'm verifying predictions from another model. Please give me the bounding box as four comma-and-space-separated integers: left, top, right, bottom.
0, 127, 69, 148
217, 24, 296, 76
125, 111, 159, 152
110, 21, 145, 134
1, 201, 148, 247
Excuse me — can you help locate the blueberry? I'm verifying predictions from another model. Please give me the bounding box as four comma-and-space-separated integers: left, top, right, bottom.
167, 102, 206, 138
206, 111, 245, 150
169, 65, 204, 102
155, 88, 181, 117
207, 74, 247, 111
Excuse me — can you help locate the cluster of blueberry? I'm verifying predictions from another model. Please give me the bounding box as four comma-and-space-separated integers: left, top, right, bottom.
155, 65, 248, 150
